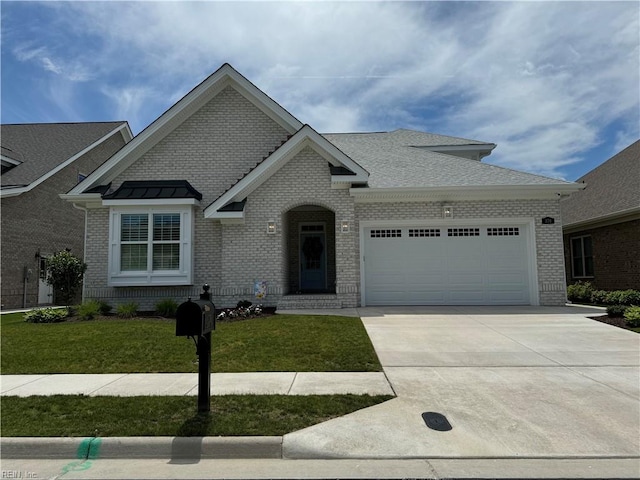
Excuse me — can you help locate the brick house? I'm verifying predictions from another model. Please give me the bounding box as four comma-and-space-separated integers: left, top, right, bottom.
560, 140, 640, 290
62, 64, 582, 310
1, 122, 132, 309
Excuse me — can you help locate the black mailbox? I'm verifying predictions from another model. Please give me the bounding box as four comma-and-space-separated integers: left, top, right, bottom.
176, 286, 215, 337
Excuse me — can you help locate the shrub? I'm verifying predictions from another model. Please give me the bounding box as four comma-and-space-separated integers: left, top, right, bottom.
236, 300, 252, 308
606, 304, 628, 318
567, 281, 593, 303
98, 301, 113, 315
589, 290, 609, 305
44, 250, 87, 305
24, 307, 68, 324
623, 306, 640, 328
116, 302, 138, 318
155, 298, 178, 317
605, 290, 640, 306
77, 300, 102, 321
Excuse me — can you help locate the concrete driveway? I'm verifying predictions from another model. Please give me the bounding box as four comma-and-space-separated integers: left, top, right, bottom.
284, 306, 640, 461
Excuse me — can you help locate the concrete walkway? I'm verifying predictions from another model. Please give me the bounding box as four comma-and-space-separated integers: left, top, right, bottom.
1, 372, 394, 397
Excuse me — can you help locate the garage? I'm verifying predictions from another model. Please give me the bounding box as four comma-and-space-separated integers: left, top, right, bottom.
363, 224, 533, 305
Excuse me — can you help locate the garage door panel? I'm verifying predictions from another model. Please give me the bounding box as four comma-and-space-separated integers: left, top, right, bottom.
364, 225, 531, 306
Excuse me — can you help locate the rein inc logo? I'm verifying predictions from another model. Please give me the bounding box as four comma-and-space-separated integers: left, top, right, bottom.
1, 472, 37, 479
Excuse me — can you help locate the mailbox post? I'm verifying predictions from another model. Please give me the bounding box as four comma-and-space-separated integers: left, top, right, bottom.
176, 284, 215, 413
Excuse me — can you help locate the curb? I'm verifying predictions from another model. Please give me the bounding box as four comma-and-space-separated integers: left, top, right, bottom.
0, 436, 283, 460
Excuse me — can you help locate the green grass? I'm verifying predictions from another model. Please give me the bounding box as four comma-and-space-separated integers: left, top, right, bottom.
1, 313, 381, 374
0, 394, 393, 436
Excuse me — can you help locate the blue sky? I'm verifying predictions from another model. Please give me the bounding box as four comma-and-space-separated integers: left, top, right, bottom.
2, 1, 638, 181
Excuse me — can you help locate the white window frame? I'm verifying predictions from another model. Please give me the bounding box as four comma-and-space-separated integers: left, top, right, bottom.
108, 205, 194, 286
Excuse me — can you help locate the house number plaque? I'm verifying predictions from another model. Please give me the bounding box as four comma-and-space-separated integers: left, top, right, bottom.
542, 217, 555, 225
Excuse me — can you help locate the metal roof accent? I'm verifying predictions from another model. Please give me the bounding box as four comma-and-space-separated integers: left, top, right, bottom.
102, 180, 203, 200
217, 199, 247, 212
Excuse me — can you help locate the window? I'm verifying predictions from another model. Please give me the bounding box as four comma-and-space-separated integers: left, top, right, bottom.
447, 228, 480, 237
109, 207, 192, 286
370, 229, 402, 238
571, 235, 594, 278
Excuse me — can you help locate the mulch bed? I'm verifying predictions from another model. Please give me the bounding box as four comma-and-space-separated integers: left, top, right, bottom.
589, 314, 634, 331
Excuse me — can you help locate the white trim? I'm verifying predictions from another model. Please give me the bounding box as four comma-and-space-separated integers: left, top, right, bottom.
205, 125, 368, 219
108, 205, 193, 287
350, 184, 583, 203
359, 218, 539, 307
1, 155, 22, 167
562, 206, 640, 233
0, 123, 130, 199
68, 64, 303, 195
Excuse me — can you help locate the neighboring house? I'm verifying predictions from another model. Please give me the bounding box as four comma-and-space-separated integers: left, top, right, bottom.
62, 64, 582, 310
560, 140, 640, 291
1, 122, 132, 309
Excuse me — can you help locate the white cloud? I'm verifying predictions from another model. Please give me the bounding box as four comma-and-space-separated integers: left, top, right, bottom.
6, 1, 639, 178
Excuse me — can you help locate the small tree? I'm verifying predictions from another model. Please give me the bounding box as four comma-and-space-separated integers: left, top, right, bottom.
45, 250, 87, 305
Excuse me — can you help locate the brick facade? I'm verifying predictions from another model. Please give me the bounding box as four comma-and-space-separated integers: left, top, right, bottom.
1, 132, 127, 309
564, 219, 640, 290
80, 85, 568, 309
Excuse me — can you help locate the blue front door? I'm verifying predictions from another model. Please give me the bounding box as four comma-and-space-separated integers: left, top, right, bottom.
300, 229, 326, 291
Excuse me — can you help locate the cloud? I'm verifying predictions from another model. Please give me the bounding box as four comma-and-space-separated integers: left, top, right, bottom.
4, 1, 638, 178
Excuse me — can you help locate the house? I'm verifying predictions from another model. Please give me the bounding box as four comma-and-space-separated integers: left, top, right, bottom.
560, 140, 640, 290
62, 64, 583, 310
1, 122, 132, 309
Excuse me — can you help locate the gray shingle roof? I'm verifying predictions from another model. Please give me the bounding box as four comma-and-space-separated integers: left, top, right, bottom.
560, 140, 640, 225
1, 122, 126, 187
324, 129, 571, 189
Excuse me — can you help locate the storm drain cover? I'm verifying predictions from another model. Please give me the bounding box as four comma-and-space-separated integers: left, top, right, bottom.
422, 412, 452, 431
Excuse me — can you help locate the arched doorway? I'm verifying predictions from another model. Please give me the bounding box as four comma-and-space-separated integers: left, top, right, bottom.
284, 205, 336, 294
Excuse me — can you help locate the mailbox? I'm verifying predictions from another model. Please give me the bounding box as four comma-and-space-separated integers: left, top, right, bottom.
176, 286, 215, 337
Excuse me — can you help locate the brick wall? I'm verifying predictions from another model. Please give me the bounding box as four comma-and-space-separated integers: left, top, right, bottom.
1, 132, 126, 309
355, 199, 567, 305
563, 219, 640, 290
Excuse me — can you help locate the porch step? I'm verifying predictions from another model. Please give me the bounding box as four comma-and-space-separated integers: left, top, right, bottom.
277, 294, 342, 310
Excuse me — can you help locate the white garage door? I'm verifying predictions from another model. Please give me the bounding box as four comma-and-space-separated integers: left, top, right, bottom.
363, 225, 531, 305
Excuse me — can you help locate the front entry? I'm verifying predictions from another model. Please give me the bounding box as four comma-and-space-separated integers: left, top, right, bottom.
299, 224, 327, 292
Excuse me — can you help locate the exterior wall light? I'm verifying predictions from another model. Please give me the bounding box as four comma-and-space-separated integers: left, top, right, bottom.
443, 206, 453, 219
341, 220, 350, 233
267, 220, 276, 234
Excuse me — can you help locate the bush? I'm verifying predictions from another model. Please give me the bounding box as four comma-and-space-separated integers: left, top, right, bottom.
155, 299, 178, 317
605, 290, 640, 306
24, 307, 68, 324
45, 250, 87, 305
589, 290, 609, 305
116, 302, 138, 318
623, 306, 640, 328
606, 304, 628, 318
98, 301, 113, 315
77, 300, 102, 321
567, 281, 594, 303
236, 300, 252, 309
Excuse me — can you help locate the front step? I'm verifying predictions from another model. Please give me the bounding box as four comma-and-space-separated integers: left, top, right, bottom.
277, 294, 342, 310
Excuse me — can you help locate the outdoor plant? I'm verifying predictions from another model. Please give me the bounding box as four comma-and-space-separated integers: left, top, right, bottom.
24, 307, 68, 324
45, 250, 87, 305
98, 301, 113, 315
606, 304, 628, 318
623, 306, 640, 328
589, 289, 609, 305
77, 300, 102, 321
605, 289, 640, 306
567, 281, 593, 303
155, 299, 178, 317
116, 302, 138, 318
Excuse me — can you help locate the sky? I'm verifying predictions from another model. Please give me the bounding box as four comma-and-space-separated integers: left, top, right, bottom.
1, 1, 638, 181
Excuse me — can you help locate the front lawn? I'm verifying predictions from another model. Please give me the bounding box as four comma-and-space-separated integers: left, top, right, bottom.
0, 313, 382, 374
0, 394, 393, 436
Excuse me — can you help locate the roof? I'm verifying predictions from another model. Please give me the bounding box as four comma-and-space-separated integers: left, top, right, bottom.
324, 129, 572, 189
561, 140, 640, 227
1, 122, 129, 188
102, 180, 202, 201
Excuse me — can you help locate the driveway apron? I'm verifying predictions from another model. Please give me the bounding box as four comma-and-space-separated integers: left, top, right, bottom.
283, 306, 640, 460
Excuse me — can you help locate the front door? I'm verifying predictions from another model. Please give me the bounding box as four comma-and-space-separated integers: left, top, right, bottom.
300, 224, 327, 292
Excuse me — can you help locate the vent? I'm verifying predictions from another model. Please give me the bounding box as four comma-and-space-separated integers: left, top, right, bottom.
370, 229, 402, 238
447, 228, 480, 237
487, 227, 520, 236
409, 229, 440, 238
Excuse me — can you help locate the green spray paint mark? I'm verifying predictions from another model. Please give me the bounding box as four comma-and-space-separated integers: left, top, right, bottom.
76, 437, 93, 459
61, 460, 93, 474
87, 437, 102, 459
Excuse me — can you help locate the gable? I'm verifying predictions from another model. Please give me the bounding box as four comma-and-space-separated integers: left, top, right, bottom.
68, 64, 303, 197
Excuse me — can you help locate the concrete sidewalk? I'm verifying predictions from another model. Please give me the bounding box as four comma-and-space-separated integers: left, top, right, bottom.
0, 371, 394, 396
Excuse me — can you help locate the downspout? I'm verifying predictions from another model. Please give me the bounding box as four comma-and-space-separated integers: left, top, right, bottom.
22, 265, 32, 308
